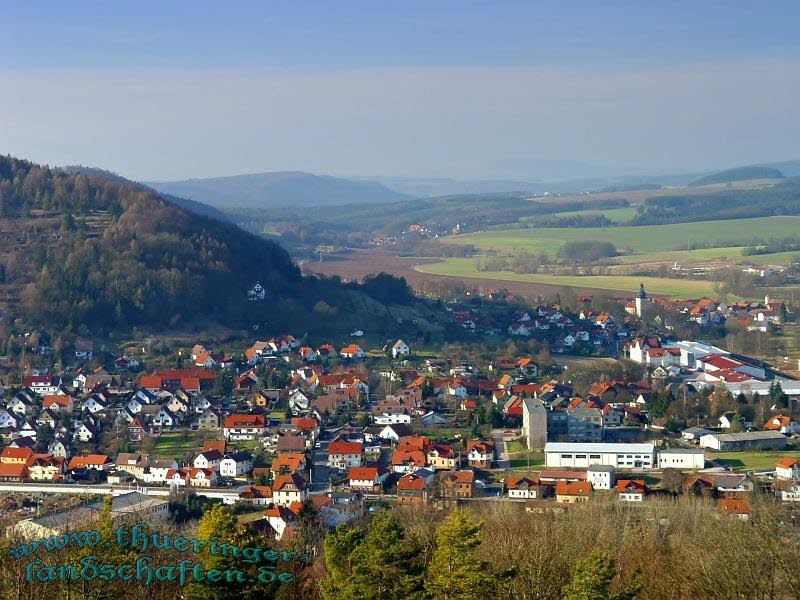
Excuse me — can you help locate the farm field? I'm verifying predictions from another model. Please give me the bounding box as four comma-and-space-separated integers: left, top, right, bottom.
448, 216, 800, 256
415, 257, 720, 298
711, 450, 800, 471
518, 206, 638, 224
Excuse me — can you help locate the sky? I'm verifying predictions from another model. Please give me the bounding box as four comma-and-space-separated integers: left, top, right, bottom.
2, 1, 800, 181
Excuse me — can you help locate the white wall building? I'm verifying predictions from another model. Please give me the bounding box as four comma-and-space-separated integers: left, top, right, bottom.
544, 442, 656, 470
657, 448, 706, 470
587, 464, 616, 490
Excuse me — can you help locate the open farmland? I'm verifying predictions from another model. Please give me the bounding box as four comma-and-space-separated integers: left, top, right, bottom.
415, 257, 721, 298
449, 215, 800, 256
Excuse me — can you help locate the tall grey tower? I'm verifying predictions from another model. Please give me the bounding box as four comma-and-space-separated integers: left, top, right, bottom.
635, 282, 647, 318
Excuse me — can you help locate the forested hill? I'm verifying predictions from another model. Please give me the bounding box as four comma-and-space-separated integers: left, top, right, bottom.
62, 166, 232, 223
688, 165, 784, 187
0, 155, 308, 330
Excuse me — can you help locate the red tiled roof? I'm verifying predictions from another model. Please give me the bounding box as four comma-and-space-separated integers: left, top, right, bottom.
328, 440, 363, 455
223, 414, 266, 429
556, 481, 592, 496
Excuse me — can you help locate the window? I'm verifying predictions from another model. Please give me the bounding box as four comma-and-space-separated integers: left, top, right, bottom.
590, 454, 601, 459
576, 454, 587, 459
561, 454, 572, 459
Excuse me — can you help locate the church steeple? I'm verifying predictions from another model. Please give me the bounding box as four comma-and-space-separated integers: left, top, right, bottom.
635, 283, 646, 318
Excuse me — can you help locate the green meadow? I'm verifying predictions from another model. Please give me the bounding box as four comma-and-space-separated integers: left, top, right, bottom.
415, 258, 720, 297
450, 216, 800, 257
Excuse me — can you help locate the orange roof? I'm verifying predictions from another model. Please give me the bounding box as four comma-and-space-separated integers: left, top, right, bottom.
43, 395, 72, 407
223, 414, 266, 429
0, 463, 27, 478
505, 475, 539, 489
138, 375, 162, 389
556, 481, 592, 496
1, 447, 33, 460
717, 497, 751, 514
328, 440, 363, 455
348, 466, 382, 480
764, 415, 792, 430
202, 440, 226, 454
398, 435, 430, 451
272, 453, 305, 472
444, 470, 475, 484
397, 473, 426, 490
391, 449, 426, 466
340, 344, 362, 354
67, 454, 110, 470
776, 457, 799, 469
616, 479, 646, 493
291, 417, 318, 431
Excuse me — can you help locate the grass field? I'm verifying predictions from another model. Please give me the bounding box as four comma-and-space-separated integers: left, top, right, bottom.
711, 450, 800, 470
449, 216, 800, 256
151, 431, 206, 458
528, 206, 638, 223
415, 258, 720, 298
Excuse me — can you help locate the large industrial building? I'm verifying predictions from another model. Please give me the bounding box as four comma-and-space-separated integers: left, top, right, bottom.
544, 442, 656, 469
699, 431, 787, 451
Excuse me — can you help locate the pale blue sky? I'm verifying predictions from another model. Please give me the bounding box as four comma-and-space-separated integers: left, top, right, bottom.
2, 1, 800, 180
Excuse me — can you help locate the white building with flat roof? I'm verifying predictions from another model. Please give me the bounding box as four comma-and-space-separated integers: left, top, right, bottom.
587, 464, 616, 490
657, 448, 706, 470
544, 442, 656, 470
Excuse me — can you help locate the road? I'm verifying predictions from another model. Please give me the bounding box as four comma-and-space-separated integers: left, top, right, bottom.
490, 428, 511, 470
310, 435, 332, 493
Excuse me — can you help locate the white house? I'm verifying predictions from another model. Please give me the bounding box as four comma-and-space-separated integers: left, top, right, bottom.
658, 448, 706, 470
391, 340, 410, 359
193, 450, 222, 471
272, 474, 308, 506
152, 407, 177, 429
264, 506, 294, 540
587, 465, 616, 490
616, 480, 646, 502
776, 457, 800, 480
219, 452, 253, 478
374, 412, 412, 425
144, 459, 178, 484
348, 466, 389, 492
505, 476, 540, 499
248, 282, 266, 301
189, 468, 217, 487
328, 439, 363, 470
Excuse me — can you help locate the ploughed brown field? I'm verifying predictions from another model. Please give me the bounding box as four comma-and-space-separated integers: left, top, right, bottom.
303, 248, 650, 299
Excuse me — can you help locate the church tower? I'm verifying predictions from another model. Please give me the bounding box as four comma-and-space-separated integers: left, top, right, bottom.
635, 282, 647, 318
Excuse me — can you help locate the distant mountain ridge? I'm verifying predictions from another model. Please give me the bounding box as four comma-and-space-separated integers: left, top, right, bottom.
145, 171, 414, 209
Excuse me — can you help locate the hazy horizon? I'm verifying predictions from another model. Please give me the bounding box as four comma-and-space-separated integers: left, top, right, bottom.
3, 2, 800, 181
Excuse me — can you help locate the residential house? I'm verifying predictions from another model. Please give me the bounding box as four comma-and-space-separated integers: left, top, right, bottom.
67, 454, 113, 473
427, 444, 459, 470
764, 415, 800, 435
440, 470, 475, 499
348, 466, 389, 493
587, 465, 616, 490
115, 453, 150, 479
128, 418, 149, 442
776, 457, 800, 480
43, 395, 74, 414
272, 453, 307, 475
193, 450, 222, 471
339, 344, 365, 359
391, 340, 410, 359
505, 475, 540, 499
397, 473, 429, 505
144, 459, 179, 484
197, 408, 221, 430
555, 481, 592, 503
189, 468, 217, 487
219, 452, 253, 478
328, 439, 363, 470
152, 407, 178, 429
272, 473, 308, 506
223, 414, 267, 440
27, 455, 65, 481
616, 479, 646, 502
0, 463, 28, 481
263, 506, 295, 541
717, 497, 751, 520
466, 439, 494, 469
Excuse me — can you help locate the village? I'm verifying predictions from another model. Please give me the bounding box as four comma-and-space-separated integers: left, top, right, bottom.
0, 283, 797, 543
